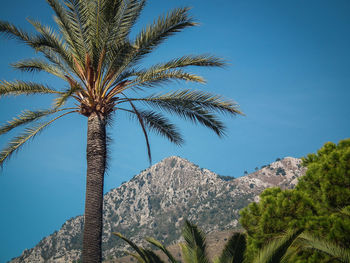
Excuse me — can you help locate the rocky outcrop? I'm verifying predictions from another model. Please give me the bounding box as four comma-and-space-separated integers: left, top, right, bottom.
10, 156, 306, 262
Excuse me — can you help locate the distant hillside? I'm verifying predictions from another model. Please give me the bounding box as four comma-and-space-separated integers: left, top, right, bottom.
10, 156, 306, 263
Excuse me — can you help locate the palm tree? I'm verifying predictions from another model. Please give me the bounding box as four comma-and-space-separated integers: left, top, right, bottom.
0, 0, 242, 262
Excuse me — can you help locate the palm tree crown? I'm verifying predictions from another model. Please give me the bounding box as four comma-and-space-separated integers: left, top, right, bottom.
0, 0, 242, 165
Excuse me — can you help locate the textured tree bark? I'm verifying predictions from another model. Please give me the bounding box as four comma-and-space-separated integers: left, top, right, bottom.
83, 113, 106, 263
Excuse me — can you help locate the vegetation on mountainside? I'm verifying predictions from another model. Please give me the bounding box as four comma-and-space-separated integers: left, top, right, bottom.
240, 138, 350, 262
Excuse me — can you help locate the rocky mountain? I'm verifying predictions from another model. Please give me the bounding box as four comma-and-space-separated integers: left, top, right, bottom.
10, 156, 306, 263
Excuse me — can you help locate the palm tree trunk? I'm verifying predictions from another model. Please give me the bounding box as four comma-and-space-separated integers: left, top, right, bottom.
83, 112, 107, 263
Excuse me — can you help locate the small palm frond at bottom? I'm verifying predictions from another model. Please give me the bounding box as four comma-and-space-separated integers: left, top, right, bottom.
113, 232, 167, 263
146, 237, 179, 263
181, 220, 210, 263
252, 229, 302, 263
297, 233, 350, 263
214, 232, 247, 263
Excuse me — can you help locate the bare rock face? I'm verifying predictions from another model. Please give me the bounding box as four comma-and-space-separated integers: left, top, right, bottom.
10, 156, 306, 263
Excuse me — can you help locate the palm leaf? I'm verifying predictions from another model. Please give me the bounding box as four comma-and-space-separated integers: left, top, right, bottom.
0, 81, 60, 96
181, 220, 210, 263
104, 0, 145, 47
0, 108, 73, 135
0, 111, 75, 167
113, 232, 149, 263
46, 0, 88, 62
125, 100, 152, 164
130, 69, 206, 88
147, 55, 226, 71
129, 109, 184, 145
123, 90, 243, 136
0, 20, 34, 45
146, 237, 180, 263
127, 252, 146, 263
27, 19, 73, 68
298, 233, 350, 263
127, 89, 242, 115
54, 83, 83, 108
134, 7, 197, 59
215, 232, 247, 263
11, 59, 66, 80
252, 229, 302, 263
143, 249, 167, 263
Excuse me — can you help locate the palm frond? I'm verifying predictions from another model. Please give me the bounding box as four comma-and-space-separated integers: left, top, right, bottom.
125, 100, 152, 164
143, 249, 167, 263
127, 252, 146, 263
27, 18, 73, 68
55, 0, 88, 60
215, 232, 247, 263
113, 232, 148, 263
0, 108, 73, 135
252, 229, 302, 263
128, 109, 183, 145
11, 59, 66, 80
148, 55, 226, 71
298, 233, 350, 263
126, 89, 242, 115
134, 7, 196, 59
147, 237, 179, 263
0, 20, 33, 44
54, 82, 83, 108
122, 90, 243, 136
181, 220, 210, 263
103, 42, 138, 89
129, 69, 206, 89
105, 0, 146, 47
180, 242, 192, 263
46, 0, 89, 62
0, 111, 76, 167
0, 81, 60, 96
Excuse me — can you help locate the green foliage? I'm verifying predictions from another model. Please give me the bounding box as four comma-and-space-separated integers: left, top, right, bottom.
240, 139, 350, 263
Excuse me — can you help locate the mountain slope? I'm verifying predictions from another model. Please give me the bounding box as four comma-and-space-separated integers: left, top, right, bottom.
10, 156, 306, 263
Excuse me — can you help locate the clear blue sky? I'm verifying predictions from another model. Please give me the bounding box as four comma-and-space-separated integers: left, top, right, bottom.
0, 0, 349, 262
